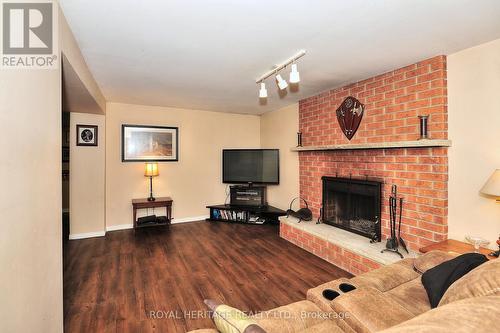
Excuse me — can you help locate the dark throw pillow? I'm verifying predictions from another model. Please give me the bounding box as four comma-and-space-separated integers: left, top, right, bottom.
421, 252, 488, 308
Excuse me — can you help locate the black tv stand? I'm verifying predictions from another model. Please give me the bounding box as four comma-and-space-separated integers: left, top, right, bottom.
206, 204, 286, 225
229, 185, 267, 207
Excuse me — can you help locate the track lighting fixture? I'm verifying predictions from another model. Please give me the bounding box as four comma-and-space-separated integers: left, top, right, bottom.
289, 63, 300, 84
255, 50, 306, 98
259, 82, 267, 98
276, 74, 288, 90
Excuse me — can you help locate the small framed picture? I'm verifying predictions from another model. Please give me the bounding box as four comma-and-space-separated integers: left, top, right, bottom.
76, 125, 98, 146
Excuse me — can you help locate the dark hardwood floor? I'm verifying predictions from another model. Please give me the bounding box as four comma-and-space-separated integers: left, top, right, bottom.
64, 221, 351, 332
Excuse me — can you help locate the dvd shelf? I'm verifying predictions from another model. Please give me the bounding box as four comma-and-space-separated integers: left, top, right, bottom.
210, 208, 249, 223
206, 204, 287, 225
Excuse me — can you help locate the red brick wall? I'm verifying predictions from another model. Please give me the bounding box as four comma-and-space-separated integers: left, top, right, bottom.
300, 56, 447, 145
281, 222, 382, 275
298, 56, 448, 251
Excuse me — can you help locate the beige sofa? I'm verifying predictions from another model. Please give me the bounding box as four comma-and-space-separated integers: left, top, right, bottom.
189, 251, 500, 333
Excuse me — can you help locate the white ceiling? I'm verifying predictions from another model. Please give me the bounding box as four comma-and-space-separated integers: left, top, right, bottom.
59, 0, 500, 115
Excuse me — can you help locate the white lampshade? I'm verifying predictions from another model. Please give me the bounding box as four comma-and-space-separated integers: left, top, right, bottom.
259, 82, 267, 98
289, 63, 300, 83
276, 74, 288, 90
480, 169, 500, 198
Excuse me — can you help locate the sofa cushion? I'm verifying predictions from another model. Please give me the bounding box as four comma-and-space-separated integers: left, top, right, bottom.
351, 261, 420, 292
252, 300, 332, 333
306, 277, 353, 313
330, 287, 414, 333
439, 258, 500, 306
204, 299, 265, 333
413, 250, 457, 274
392, 257, 417, 271
378, 296, 500, 333
385, 278, 430, 316
421, 253, 488, 307
307, 260, 419, 314
297, 320, 345, 333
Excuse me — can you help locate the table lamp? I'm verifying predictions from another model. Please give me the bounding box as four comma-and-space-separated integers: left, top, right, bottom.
144, 162, 159, 201
480, 169, 500, 257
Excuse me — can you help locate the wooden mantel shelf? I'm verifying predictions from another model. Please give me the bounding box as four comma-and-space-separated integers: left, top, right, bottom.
290, 139, 452, 152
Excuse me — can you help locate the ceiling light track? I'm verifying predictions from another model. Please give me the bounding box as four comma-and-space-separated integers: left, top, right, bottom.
255, 49, 306, 83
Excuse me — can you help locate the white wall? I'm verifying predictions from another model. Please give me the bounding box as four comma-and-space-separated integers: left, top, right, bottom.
0, 54, 62, 333
70, 113, 106, 238
105, 103, 261, 228
448, 38, 500, 249
0, 5, 108, 331
260, 103, 300, 209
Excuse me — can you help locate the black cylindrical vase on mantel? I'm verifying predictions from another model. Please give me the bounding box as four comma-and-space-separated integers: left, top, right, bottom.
418, 115, 429, 140
297, 132, 303, 147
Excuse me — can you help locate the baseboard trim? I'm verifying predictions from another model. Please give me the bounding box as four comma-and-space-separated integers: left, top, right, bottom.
171, 215, 209, 224
104, 216, 208, 232
106, 224, 133, 232
69, 231, 106, 240
68, 217, 208, 240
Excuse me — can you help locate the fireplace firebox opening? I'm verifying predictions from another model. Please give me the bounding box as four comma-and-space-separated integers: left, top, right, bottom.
321, 177, 382, 242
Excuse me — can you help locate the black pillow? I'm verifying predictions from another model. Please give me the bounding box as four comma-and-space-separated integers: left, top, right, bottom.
421, 252, 488, 308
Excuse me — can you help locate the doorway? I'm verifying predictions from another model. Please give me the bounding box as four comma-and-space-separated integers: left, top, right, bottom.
62, 111, 70, 240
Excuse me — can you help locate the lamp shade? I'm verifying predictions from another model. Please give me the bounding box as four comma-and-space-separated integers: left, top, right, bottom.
259, 82, 267, 98
480, 169, 500, 197
276, 74, 288, 90
144, 162, 159, 177
289, 63, 300, 84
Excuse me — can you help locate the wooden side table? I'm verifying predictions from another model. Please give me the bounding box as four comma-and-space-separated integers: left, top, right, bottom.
420, 239, 497, 260
132, 197, 172, 229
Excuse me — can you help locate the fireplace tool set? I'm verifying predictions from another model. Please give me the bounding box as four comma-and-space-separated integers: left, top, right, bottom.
286, 197, 313, 223
381, 185, 409, 258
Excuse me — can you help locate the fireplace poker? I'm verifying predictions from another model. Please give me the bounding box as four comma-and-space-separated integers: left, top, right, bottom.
390, 185, 398, 247
386, 196, 397, 249
381, 185, 404, 259
398, 197, 409, 254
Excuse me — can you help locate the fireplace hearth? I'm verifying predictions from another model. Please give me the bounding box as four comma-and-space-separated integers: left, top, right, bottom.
322, 177, 382, 242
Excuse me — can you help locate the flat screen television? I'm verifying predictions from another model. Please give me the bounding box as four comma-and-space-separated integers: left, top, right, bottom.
223, 149, 279, 184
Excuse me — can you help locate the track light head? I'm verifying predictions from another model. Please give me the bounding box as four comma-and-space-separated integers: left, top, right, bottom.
259, 82, 267, 98
276, 74, 288, 90
289, 63, 300, 84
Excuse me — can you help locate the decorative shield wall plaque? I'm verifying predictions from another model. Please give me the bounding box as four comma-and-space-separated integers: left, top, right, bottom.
336, 96, 365, 140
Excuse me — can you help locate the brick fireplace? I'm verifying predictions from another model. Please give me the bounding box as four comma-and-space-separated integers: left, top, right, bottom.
281, 55, 448, 273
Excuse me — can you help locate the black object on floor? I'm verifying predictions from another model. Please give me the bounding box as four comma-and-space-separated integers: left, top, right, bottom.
156, 216, 169, 224
421, 252, 488, 308
339, 283, 356, 293
137, 215, 157, 225
322, 289, 340, 301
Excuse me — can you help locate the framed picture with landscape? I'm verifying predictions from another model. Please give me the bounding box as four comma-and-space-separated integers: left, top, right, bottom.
122, 125, 179, 162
